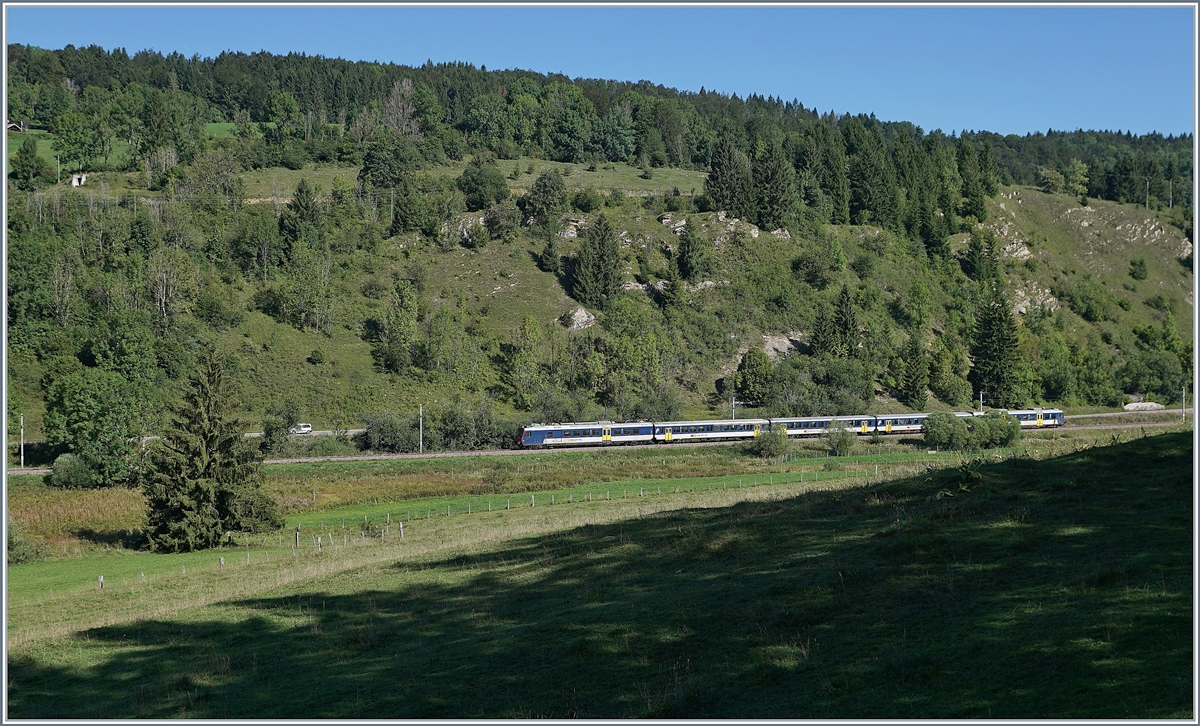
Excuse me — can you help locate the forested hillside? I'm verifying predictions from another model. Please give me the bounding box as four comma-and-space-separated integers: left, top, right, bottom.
5, 43, 1193, 486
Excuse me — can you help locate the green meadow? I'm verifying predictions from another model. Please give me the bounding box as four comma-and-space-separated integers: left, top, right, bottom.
7, 430, 1191, 718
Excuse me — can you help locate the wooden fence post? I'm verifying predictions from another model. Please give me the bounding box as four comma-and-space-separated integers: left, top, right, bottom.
98, 575, 104, 589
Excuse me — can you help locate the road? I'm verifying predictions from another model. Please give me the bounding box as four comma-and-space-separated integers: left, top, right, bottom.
7, 418, 1188, 476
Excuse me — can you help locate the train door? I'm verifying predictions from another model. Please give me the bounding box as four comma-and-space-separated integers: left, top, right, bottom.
861, 420, 869, 433
885, 419, 892, 433
1036, 411, 1043, 427
664, 427, 673, 442
753, 424, 762, 437
603, 427, 612, 442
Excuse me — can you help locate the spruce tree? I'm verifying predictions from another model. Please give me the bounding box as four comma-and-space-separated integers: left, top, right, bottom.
970, 281, 1025, 408
964, 228, 998, 282
899, 334, 929, 410
540, 235, 562, 275
957, 137, 988, 222
661, 257, 685, 311
843, 118, 899, 229
705, 133, 753, 219
752, 139, 799, 230
676, 219, 710, 281
574, 213, 621, 310
809, 301, 838, 357
977, 140, 999, 197
144, 351, 282, 553
10, 137, 47, 190
834, 284, 858, 358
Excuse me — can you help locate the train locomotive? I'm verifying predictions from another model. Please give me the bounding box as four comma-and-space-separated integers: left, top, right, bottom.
519, 409, 1064, 448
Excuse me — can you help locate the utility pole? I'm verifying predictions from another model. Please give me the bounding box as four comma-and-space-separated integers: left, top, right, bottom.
419, 404, 423, 454
1145, 176, 1150, 210
979, 391, 984, 414
1169, 178, 1173, 209
19, 413, 24, 469
730, 394, 742, 420
56, 156, 61, 185
1183, 385, 1187, 422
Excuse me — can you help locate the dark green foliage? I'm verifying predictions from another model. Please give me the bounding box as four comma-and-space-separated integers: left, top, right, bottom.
705, 133, 753, 219
1129, 258, 1148, 280
833, 284, 860, 358
930, 341, 975, 406
1053, 277, 1117, 322
746, 426, 790, 458
971, 283, 1026, 409
539, 235, 562, 275
843, 118, 898, 229
143, 352, 282, 552
573, 213, 622, 310
9, 137, 48, 190
261, 398, 302, 454
923, 411, 1020, 450
734, 347, 773, 405
660, 258, 685, 310
362, 413, 422, 453
457, 159, 510, 211
922, 412, 970, 449
957, 137, 988, 222
571, 188, 604, 213
822, 426, 857, 457
765, 353, 874, 416
44, 368, 146, 488
483, 200, 521, 241
50, 452, 94, 489
899, 335, 929, 410
751, 139, 798, 230
389, 176, 436, 237
675, 219, 710, 281
358, 132, 422, 190
964, 228, 998, 282
524, 169, 566, 225
279, 178, 323, 250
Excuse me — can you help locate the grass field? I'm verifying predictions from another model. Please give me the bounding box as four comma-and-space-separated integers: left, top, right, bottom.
7, 426, 1149, 558
7, 429, 1191, 717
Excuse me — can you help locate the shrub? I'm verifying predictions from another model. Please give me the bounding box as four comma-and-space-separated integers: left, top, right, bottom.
967, 412, 1022, 449
745, 427, 790, 458
922, 412, 970, 450
1129, 258, 1148, 280
7, 516, 41, 564
307, 349, 325, 365
361, 413, 421, 453
822, 426, 857, 457
279, 146, 307, 170
571, 188, 604, 213
51, 452, 94, 489
463, 222, 489, 249
484, 201, 520, 242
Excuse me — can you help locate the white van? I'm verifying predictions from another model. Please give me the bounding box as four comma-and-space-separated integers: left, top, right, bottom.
289, 423, 313, 435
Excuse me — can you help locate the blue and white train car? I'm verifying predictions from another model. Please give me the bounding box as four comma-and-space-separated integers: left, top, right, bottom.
873, 413, 931, 434
520, 422, 655, 447
770, 417, 838, 436
654, 419, 769, 442
831, 416, 877, 434
1002, 408, 1065, 428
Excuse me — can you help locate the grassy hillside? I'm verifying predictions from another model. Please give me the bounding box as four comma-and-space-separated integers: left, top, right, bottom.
7, 430, 1191, 718
6, 139, 1193, 453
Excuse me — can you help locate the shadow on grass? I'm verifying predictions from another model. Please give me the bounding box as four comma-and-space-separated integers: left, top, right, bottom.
9, 433, 1193, 718
69, 528, 149, 550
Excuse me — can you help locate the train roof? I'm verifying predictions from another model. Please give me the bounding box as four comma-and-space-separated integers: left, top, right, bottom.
653, 418, 770, 426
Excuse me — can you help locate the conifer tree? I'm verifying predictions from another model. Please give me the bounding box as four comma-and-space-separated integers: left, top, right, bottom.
752, 139, 799, 230
899, 334, 929, 410
843, 118, 899, 230
977, 140, 999, 197
970, 281, 1025, 408
735, 347, 774, 405
676, 219, 710, 281
9, 137, 47, 190
834, 284, 859, 358
957, 137, 988, 222
705, 133, 753, 219
539, 234, 562, 275
574, 213, 621, 310
143, 351, 282, 553
809, 301, 838, 357
964, 228, 998, 282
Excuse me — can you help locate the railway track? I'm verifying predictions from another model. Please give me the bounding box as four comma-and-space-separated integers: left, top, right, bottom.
7, 418, 1188, 476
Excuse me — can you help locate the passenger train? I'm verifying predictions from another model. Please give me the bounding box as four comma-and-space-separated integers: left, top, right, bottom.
519, 409, 1065, 447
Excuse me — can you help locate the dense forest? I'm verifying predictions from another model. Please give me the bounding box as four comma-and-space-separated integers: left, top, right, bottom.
5, 43, 1194, 489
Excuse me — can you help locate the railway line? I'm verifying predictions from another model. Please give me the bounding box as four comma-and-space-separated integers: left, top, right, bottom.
6, 418, 1188, 476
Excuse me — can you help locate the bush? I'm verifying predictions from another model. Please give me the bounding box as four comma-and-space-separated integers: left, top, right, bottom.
571, 188, 604, 213
746, 427, 790, 458
966, 412, 1022, 449
51, 452, 94, 489
464, 222, 489, 249
7, 516, 41, 564
361, 413, 421, 453
279, 146, 307, 170
822, 426, 857, 457
457, 159, 510, 211
922, 412, 970, 450
484, 201, 520, 242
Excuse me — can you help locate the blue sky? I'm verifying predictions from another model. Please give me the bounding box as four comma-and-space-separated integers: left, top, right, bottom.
5, 5, 1195, 136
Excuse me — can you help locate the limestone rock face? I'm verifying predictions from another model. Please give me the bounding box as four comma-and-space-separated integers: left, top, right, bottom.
563, 306, 595, 330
